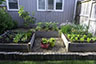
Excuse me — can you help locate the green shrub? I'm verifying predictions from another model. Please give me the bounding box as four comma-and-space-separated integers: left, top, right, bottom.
0, 8, 17, 34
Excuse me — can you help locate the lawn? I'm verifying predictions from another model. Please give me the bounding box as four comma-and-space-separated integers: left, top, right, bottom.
0, 61, 95, 64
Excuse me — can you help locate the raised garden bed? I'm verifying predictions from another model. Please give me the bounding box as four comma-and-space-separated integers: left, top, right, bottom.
0, 30, 35, 52
31, 31, 66, 53
61, 33, 96, 52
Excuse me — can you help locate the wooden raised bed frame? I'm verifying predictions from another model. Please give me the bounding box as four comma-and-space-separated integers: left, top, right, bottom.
0, 31, 35, 52
61, 33, 96, 52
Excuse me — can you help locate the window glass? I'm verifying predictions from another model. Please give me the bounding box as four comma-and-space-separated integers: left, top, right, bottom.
37, 0, 64, 11
56, 0, 62, 10
48, 0, 54, 10
38, 0, 45, 9
8, 0, 18, 9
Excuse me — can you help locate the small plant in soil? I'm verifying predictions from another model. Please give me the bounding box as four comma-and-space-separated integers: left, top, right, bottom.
49, 38, 56, 47
41, 38, 49, 49
41, 38, 56, 49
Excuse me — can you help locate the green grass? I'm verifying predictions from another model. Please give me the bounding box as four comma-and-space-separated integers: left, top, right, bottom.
0, 61, 96, 64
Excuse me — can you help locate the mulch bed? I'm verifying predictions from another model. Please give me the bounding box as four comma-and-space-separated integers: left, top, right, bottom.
32, 38, 66, 53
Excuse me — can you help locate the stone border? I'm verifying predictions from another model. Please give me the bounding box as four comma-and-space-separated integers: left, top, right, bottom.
0, 31, 35, 52
61, 33, 96, 52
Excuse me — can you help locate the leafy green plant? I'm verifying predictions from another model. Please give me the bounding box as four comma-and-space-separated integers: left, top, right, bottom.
0, 8, 17, 34
70, 37, 74, 42
80, 38, 84, 42
71, 24, 88, 34
67, 34, 71, 39
21, 35, 27, 42
51, 22, 58, 31
48, 38, 56, 47
77, 34, 80, 37
42, 38, 48, 44
75, 37, 78, 41
36, 22, 43, 31
36, 26, 42, 31
87, 33, 92, 37
36, 22, 58, 31
29, 29, 36, 33
18, 6, 35, 27
91, 37, 96, 41
60, 25, 72, 34
67, 33, 96, 43
83, 35, 87, 39
21, 31, 32, 42
13, 33, 24, 43
87, 38, 91, 43
45, 22, 51, 30
71, 34, 76, 38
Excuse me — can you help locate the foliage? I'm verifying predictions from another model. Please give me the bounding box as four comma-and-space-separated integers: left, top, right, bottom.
42, 38, 48, 44
36, 22, 58, 31
0, 0, 5, 4
60, 24, 88, 34
13, 33, 24, 43
0, 8, 17, 34
13, 30, 32, 43
18, 6, 36, 27
66, 33, 95, 43
48, 38, 56, 47
41, 38, 56, 47
71, 24, 88, 34
60, 25, 72, 34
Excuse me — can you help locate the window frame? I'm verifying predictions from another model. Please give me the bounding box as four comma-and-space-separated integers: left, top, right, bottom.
37, 0, 64, 12
6, 0, 20, 11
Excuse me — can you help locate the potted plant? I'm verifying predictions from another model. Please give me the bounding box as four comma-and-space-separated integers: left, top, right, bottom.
41, 38, 50, 49
49, 38, 56, 47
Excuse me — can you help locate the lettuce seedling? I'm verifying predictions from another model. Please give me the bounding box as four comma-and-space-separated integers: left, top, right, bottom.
87, 38, 91, 43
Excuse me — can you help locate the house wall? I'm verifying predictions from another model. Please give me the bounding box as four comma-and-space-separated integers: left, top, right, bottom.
8, 0, 76, 26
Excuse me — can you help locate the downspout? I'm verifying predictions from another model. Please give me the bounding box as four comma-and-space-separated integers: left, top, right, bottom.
73, 0, 78, 20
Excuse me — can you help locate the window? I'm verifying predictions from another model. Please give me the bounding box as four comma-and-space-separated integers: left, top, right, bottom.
48, 0, 54, 10
80, 2, 90, 16
56, 0, 62, 10
6, 0, 19, 11
37, 0, 64, 11
38, 0, 45, 10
